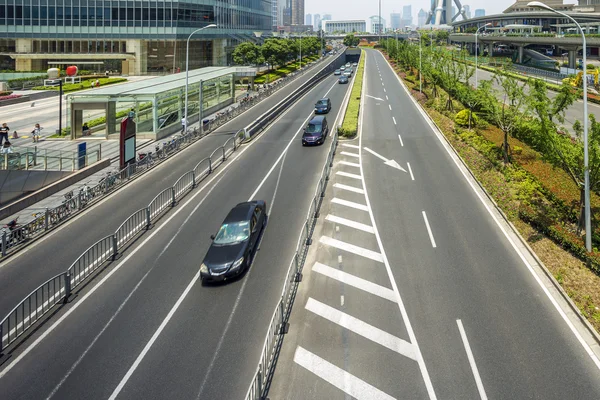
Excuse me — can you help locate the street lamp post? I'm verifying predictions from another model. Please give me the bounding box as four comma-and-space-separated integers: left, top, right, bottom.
528, 1, 592, 251
413, 30, 422, 93
184, 24, 217, 133
475, 23, 492, 89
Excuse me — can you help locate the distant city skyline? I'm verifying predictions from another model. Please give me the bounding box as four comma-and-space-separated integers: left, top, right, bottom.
306, 0, 507, 22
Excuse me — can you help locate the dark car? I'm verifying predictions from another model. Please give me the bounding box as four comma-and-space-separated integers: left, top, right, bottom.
338, 75, 349, 84
314, 98, 331, 114
302, 115, 328, 146
200, 201, 267, 283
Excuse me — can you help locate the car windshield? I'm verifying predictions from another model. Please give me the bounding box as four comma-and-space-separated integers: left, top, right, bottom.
306, 123, 322, 133
317, 100, 328, 106
213, 221, 250, 245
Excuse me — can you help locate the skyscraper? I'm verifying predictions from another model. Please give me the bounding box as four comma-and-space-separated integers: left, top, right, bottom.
292, 0, 305, 26
402, 5, 412, 29
474, 9, 486, 17
322, 14, 333, 22
306, 13, 313, 26
369, 15, 385, 34
418, 9, 428, 27
463, 5, 471, 19
390, 13, 402, 30
314, 14, 322, 31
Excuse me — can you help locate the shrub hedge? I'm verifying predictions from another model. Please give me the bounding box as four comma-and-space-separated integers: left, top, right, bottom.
32, 77, 127, 92
339, 51, 365, 137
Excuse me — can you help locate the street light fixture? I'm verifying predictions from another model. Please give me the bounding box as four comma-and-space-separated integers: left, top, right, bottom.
475, 22, 492, 89
184, 23, 217, 133
528, 1, 592, 251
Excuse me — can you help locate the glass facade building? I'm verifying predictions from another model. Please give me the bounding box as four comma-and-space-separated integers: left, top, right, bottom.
0, 0, 272, 73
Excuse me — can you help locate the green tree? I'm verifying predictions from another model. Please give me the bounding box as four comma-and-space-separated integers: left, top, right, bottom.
479, 71, 525, 163
232, 42, 261, 66
343, 34, 359, 47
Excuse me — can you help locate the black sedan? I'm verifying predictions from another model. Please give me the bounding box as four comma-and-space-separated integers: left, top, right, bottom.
200, 200, 267, 283
338, 75, 349, 84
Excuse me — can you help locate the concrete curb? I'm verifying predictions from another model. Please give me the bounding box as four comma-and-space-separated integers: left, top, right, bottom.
377, 49, 600, 352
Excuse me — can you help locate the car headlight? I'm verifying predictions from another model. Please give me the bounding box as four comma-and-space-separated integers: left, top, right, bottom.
200, 263, 208, 274
231, 257, 244, 270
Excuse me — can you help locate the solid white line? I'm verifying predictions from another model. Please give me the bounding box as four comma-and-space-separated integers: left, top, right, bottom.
341, 151, 360, 159
388, 104, 392, 111
422, 211, 437, 248
384, 47, 600, 371
109, 271, 200, 400
360, 50, 438, 399
325, 215, 374, 234
407, 162, 415, 181
336, 171, 363, 181
313, 262, 396, 302
249, 79, 339, 199
392, 117, 397, 125
339, 160, 361, 168
331, 198, 369, 212
306, 297, 416, 360
294, 346, 395, 400
320, 236, 384, 263
0, 73, 339, 380
45, 179, 224, 400
457, 320, 488, 400
398, 134, 404, 146
333, 183, 364, 194
342, 143, 360, 149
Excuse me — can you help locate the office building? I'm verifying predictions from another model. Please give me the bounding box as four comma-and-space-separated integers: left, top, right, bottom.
474, 9, 485, 17
322, 14, 332, 22
402, 5, 412, 28
314, 14, 321, 30
390, 13, 402, 30
418, 9, 428, 27
306, 13, 312, 26
0, 0, 272, 74
370, 15, 385, 34
292, 0, 304, 26
323, 20, 366, 34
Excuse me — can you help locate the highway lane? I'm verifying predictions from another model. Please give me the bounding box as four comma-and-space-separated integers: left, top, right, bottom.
362, 48, 600, 398
0, 71, 351, 400
0, 54, 344, 321
268, 49, 600, 400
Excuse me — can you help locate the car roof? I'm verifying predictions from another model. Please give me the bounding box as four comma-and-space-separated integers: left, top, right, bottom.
310, 115, 327, 124
318, 98, 330, 102
224, 202, 257, 223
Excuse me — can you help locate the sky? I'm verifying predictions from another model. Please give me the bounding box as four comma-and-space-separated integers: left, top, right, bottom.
305, 0, 517, 21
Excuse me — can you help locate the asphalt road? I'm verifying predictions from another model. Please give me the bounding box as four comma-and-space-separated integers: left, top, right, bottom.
0, 54, 341, 323
0, 61, 352, 400
268, 49, 600, 399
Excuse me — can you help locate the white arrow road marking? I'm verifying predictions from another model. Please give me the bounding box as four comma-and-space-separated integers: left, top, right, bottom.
363, 147, 407, 172
366, 94, 385, 102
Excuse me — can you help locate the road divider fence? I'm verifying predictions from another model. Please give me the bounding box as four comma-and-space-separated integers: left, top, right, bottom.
244, 128, 338, 400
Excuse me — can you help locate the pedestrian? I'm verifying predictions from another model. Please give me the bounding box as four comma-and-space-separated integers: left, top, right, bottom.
1, 141, 13, 154
31, 123, 42, 143
82, 123, 90, 136
0, 123, 9, 145
247, 83, 251, 92
95, 79, 100, 87
181, 116, 188, 133
12, 130, 18, 139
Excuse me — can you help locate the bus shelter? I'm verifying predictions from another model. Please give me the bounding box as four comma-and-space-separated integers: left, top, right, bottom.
67, 66, 255, 140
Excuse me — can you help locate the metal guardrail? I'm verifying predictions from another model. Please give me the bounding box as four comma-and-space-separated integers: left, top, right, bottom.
244, 129, 338, 400
0, 51, 343, 354
0, 144, 101, 171
0, 60, 326, 259
511, 64, 568, 82
0, 129, 245, 353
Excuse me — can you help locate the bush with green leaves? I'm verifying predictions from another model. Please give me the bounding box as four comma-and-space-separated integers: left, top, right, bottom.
454, 109, 478, 127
